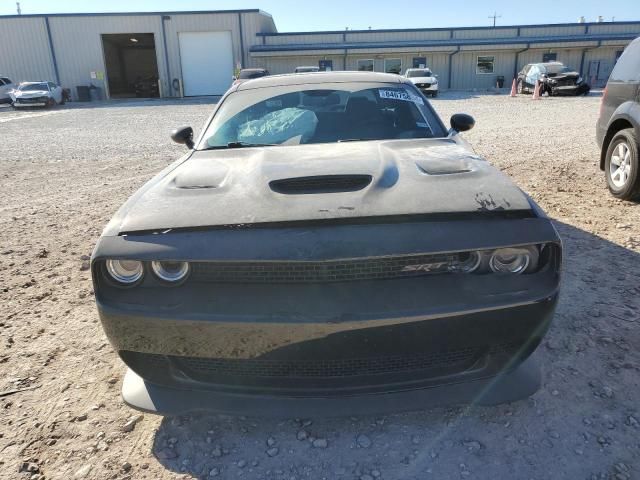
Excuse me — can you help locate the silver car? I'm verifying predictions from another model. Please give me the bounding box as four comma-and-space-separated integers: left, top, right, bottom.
0, 76, 15, 104
11, 81, 65, 108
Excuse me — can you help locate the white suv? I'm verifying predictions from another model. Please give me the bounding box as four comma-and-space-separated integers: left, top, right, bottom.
405, 68, 439, 97
0, 76, 15, 104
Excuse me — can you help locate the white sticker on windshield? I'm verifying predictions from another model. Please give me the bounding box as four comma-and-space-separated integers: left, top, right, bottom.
416, 122, 429, 128
378, 89, 424, 106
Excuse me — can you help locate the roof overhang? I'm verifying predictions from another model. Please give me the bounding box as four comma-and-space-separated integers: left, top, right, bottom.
249, 33, 639, 56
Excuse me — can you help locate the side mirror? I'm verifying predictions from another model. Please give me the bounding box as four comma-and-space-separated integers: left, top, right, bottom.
435, 74, 439, 78
450, 114, 475, 133
171, 126, 194, 149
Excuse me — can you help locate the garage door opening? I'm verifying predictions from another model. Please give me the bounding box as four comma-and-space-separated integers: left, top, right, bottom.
101, 33, 160, 98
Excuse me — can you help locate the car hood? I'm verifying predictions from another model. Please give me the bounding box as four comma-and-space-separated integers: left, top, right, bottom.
409, 77, 436, 83
547, 72, 579, 79
111, 138, 532, 234
14, 90, 50, 98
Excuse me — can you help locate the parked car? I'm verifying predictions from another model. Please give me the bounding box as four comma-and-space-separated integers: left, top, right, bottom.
11, 81, 64, 108
134, 76, 159, 98
91, 71, 561, 416
404, 67, 439, 97
596, 37, 640, 200
232, 68, 270, 86
517, 62, 590, 96
294, 66, 320, 73
0, 76, 15, 104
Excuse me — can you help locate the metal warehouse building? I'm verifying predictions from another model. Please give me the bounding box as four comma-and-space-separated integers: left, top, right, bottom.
1, 8, 638, 100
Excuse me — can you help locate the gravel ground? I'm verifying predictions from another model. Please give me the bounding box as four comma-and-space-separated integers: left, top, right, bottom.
0, 91, 639, 480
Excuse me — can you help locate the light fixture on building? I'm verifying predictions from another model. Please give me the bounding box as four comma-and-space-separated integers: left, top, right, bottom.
130, 37, 139, 43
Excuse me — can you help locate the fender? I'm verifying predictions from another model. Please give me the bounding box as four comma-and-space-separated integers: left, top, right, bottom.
600, 101, 640, 169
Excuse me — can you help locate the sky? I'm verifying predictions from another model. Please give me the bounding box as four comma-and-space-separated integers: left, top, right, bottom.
0, 0, 639, 31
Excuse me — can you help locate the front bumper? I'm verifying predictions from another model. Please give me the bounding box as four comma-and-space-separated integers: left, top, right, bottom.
549, 84, 589, 96
13, 100, 47, 107
415, 83, 438, 93
122, 354, 542, 417
93, 217, 561, 415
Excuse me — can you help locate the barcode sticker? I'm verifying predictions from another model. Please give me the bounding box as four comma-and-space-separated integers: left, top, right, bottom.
379, 89, 424, 105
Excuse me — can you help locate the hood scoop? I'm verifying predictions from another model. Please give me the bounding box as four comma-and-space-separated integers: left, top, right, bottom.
269, 175, 372, 195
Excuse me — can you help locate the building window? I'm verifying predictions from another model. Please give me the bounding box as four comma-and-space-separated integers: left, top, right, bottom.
357, 59, 374, 72
319, 59, 333, 71
542, 52, 557, 62
413, 57, 427, 68
476, 56, 495, 74
384, 58, 402, 75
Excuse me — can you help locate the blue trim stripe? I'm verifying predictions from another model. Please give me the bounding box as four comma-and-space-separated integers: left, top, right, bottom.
255, 20, 640, 37
0, 9, 264, 19
249, 33, 639, 53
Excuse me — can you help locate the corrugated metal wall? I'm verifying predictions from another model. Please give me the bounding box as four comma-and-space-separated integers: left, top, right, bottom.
450, 51, 515, 89
0, 16, 56, 83
1, 13, 638, 96
0, 11, 274, 100
47, 15, 165, 99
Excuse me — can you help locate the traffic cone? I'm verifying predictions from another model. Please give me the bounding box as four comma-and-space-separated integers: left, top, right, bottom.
532, 80, 541, 100
510, 78, 517, 97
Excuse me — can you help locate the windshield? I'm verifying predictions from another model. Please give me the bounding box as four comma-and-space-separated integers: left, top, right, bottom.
542, 64, 572, 75
406, 69, 432, 78
18, 83, 48, 92
239, 70, 267, 79
200, 83, 446, 149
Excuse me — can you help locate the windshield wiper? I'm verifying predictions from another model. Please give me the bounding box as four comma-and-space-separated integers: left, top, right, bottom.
337, 138, 372, 143
204, 142, 277, 150
227, 141, 277, 148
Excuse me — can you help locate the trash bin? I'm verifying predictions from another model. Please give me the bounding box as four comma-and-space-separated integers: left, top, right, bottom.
88, 85, 102, 102
76, 86, 90, 102
496, 76, 505, 88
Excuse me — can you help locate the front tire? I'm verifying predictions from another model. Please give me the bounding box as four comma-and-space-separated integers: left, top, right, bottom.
431, 91, 438, 98
517, 80, 525, 94
605, 128, 640, 201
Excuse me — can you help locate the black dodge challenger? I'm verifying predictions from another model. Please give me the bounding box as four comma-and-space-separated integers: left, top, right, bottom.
92, 72, 561, 416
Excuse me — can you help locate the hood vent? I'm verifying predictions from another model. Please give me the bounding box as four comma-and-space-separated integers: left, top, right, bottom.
269, 175, 372, 194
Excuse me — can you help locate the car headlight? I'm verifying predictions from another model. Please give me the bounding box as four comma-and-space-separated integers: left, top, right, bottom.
151, 261, 190, 283
106, 259, 144, 284
457, 251, 481, 273
433, 79, 438, 85
489, 246, 538, 274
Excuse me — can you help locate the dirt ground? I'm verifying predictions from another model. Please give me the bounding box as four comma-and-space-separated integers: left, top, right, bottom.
0, 91, 639, 480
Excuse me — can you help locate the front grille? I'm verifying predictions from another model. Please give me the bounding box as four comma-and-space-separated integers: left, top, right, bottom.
16, 97, 47, 104
554, 78, 576, 87
269, 175, 372, 194
171, 348, 480, 378
190, 252, 475, 283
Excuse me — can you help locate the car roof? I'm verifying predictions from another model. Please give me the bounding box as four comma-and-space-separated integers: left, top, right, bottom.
528, 62, 565, 67
236, 71, 406, 91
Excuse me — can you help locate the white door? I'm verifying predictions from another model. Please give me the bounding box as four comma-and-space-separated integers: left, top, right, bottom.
179, 31, 233, 96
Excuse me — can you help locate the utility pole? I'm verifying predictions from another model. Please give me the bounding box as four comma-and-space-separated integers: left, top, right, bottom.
16, 2, 21, 15
488, 11, 501, 27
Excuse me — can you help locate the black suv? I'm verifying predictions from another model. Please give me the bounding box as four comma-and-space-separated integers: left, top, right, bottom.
597, 37, 640, 200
